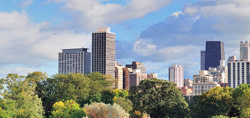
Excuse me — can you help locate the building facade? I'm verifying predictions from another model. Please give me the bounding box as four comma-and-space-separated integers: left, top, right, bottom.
201, 50, 206, 70
58, 48, 91, 74
123, 67, 132, 90
126, 61, 147, 88
92, 27, 116, 76
240, 40, 250, 61
115, 62, 124, 89
193, 70, 220, 96
205, 41, 225, 70
184, 79, 193, 88
228, 60, 250, 88
147, 73, 158, 79
169, 64, 184, 88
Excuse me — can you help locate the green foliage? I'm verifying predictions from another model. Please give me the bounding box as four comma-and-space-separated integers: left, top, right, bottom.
0, 72, 45, 118
114, 97, 133, 113
0, 99, 16, 118
86, 72, 115, 88
50, 100, 86, 118
36, 72, 115, 117
129, 78, 189, 118
36, 73, 91, 117
101, 88, 115, 104
84, 102, 129, 118
192, 87, 234, 118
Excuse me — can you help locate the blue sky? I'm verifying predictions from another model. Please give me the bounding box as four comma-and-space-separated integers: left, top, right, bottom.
0, 0, 249, 79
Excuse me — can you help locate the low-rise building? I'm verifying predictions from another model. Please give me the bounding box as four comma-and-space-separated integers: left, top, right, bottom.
147, 73, 158, 79
192, 70, 220, 96
181, 86, 193, 96
184, 79, 193, 88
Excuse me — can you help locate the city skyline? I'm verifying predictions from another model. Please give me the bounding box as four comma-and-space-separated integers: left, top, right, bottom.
1, 0, 250, 80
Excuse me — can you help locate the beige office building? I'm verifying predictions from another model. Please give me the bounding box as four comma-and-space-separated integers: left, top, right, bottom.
115, 62, 124, 89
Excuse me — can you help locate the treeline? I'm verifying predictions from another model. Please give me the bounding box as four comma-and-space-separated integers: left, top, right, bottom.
0, 72, 250, 118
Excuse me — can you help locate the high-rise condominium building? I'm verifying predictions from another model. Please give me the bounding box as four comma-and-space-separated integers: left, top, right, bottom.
115, 62, 124, 89
227, 41, 250, 88
201, 50, 206, 70
169, 64, 184, 88
58, 48, 91, 74
240, 40, 250, 61
228, 60, 250, 88
92, 27, 116, 76
205, 41, 225, 70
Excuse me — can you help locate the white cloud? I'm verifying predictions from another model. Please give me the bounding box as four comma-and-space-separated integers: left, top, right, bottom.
131, 0, 250, 79
0, 11, 91, 66
48, 0, 171, 31
20, 0, 33, 8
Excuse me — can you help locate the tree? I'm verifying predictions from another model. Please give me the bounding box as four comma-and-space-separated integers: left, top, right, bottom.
84, 102, 129, 118
36, 72, 112, 117
0, 73, 44, 118
0, 99, 16, 118
192, 87, 234, 118
114, 97, 133, 113
50, 100, 86, 118
129, 78, 189, 118
36, 73, 91, 117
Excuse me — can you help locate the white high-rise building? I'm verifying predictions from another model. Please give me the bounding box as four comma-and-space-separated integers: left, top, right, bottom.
228, 41, 250, 88
169, 64, 184, 88
115, 62, 124, 89
58, 48, 91, 74
240, 40, 250, 61
228, 60, 250, 88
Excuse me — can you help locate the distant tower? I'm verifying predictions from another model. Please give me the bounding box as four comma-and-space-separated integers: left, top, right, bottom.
205, 41, 225, 70
169, 64, 184, 88
115, 62, 124, 89
240, 40, 250, 61
58, 48, 91, 74
92, 27, 116, 76
201, 50, 206, 70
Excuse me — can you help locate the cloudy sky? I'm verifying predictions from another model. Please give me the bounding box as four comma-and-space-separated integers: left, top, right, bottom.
0, 0, 249, 79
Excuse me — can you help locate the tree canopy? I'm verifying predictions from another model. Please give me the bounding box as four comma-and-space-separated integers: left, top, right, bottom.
129, 78, 189, 118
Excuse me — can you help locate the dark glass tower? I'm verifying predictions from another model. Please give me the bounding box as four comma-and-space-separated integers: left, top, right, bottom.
205, 41, 225, 70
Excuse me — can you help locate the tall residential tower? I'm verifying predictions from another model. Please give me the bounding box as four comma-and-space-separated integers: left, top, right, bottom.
240, 40, 250, 61
92, 27, 116, 76
169, 64, 184, 88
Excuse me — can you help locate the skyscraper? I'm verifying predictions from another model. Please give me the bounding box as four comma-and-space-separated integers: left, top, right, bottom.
228, 60, 250, 88
205, 41, 225, 70
169, 64, 184, 88
58, 48, 91, 74
201, 50, 206, 70
92, 27, 116, 76
115, 62, 124, 89
240, 40, 250, 61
